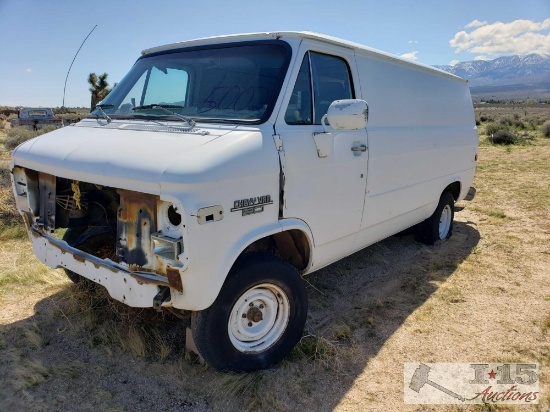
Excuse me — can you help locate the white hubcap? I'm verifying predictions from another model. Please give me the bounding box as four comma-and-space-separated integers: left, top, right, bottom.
228, 283, 290, 353
439, 205, 452, 239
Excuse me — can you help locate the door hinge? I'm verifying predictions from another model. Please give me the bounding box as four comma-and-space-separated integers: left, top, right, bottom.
273, 134, 284, 151
272, 134, 286, 217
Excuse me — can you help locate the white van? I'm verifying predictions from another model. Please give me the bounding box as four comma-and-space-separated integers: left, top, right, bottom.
11, 31, 477, 371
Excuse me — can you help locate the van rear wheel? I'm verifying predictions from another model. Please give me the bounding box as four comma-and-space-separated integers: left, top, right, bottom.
415, 192, 455, 245
191, 253, 307, 371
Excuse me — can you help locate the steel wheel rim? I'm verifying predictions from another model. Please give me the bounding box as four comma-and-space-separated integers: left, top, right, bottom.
228, 283, 290, 353
439, 204, 452, 239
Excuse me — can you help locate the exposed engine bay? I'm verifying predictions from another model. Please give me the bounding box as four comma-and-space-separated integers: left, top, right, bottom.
12, 168, 185, 292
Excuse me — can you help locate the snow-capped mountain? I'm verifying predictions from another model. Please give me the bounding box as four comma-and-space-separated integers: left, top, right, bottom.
433, 54, 550, 100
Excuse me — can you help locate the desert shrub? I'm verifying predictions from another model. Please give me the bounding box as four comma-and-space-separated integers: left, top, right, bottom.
524, 121, 537, 131
499, 115, 513, 127
485, 122, 505, 136
479, 115, 492, 122
5, 125, 57, 150
514, 120, 525, 129
533, 117, 546, 126
498, 115, 525, 129
488, 129, 520, 145
542, 121, 550, 138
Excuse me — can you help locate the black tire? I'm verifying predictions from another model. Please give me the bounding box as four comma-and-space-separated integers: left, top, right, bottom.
414, 192, 455, 245
191, 253, 308, 372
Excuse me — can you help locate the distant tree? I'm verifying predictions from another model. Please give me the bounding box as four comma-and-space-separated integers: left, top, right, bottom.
88, 73, 117, 109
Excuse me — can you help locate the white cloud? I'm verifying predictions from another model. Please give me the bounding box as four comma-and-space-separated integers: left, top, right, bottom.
408, 40, 418, 44
465, 20, 487, 28
450, 19, 550, 57
474, 55, 489, 61
400, 51, 418, 60
26, 68, 32, 72
449, 59, 460, 66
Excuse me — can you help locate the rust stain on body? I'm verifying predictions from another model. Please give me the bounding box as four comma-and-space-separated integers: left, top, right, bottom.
166, 266, 183, 293
116, 189, 159, 270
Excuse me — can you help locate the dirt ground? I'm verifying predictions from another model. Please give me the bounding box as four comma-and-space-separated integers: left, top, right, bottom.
0, 113, 549, 411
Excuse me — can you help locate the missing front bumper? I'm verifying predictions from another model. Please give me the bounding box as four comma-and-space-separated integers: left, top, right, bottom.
29, 224, 180, 308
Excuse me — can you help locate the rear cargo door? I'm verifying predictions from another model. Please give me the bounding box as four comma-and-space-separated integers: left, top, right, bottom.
274, 42, 368, 246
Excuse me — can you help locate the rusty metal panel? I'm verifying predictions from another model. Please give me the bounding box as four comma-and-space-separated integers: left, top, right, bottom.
38, 172, 56, 231
166, 266, 183, 293
116, 189, 159, 270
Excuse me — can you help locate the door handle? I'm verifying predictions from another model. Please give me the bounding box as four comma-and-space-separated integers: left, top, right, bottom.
351, 144, 367, 152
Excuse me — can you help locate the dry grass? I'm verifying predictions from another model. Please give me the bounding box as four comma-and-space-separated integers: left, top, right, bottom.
0, 239, 68, 305
42, 280, 184, 360
0, 129, 24, 235
475, 104, 549, 146
210, 371, 279, 411
0, 105, 549, 411
475, 104, 550, 132
292, 334, 346, 370
12, 357, 50, 391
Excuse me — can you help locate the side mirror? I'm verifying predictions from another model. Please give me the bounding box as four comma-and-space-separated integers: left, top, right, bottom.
322, 99, 369, 131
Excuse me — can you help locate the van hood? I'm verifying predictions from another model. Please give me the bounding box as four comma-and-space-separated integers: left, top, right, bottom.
11, 119, 246, 194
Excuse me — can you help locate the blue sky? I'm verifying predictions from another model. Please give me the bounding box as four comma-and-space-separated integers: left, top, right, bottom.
1, 0, 549, 107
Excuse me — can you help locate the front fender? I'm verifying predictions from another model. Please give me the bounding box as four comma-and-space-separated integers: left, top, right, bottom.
170, 218, 315, 311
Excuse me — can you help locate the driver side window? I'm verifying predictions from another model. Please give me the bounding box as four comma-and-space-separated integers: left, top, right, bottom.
284, 52, 353, 125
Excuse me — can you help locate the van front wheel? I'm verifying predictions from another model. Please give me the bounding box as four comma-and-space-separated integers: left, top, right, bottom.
191, 253, 308, 371
415, 192, 455, 245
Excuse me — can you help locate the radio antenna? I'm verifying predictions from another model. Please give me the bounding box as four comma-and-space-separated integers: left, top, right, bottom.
62, 24, 98, 108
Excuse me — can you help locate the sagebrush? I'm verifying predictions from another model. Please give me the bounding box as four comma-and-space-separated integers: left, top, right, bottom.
488, 129, 520, 145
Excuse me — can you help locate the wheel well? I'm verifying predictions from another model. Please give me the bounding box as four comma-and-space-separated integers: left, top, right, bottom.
241, 230, 311, 271
444, 181, 461, 201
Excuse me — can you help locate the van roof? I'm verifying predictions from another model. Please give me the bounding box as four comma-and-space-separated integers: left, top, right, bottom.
142, 31, 465, 83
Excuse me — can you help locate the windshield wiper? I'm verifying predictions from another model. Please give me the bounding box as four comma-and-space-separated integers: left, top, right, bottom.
132, 104, 195, 127
92, 104, 113, 124
133, 104, 182, 110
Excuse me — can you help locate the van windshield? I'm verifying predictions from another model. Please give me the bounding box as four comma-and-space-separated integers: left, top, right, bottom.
91, 42, 291, 124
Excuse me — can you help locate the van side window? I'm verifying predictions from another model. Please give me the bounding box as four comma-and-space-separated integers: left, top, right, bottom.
310, 52, 353, 124
284, 52, 353, 125
284, 56, 312, 124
